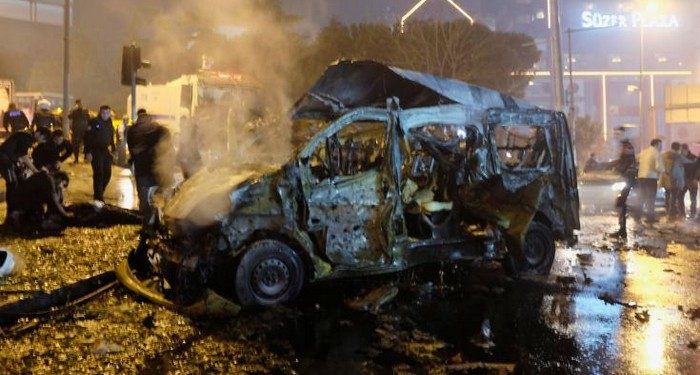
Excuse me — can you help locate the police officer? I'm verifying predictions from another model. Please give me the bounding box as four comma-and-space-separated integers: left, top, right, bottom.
68, 99, 90, 163
31, 99, 58, 132
2, 103, 30, 133
84, 105, 115, 203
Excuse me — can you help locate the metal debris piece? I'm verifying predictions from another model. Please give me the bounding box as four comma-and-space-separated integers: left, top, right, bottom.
576, 253, 593, 266
346, 284, 399, 314
91, 339, 124, 355
0, 248, 16, 278
470, 318, 496, 350
598, 292, 637, 308
634, 309, 650, 323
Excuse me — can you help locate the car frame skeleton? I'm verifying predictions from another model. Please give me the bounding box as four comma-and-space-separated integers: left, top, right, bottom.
126, 61, 580, 308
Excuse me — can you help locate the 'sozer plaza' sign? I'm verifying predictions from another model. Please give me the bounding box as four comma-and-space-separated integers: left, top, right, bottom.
581, 10, 680, 29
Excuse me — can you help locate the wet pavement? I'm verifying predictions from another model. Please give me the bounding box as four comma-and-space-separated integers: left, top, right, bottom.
1, 165, 700, 373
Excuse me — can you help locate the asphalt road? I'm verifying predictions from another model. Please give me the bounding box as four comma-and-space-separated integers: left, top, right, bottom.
0, 166, 699, 374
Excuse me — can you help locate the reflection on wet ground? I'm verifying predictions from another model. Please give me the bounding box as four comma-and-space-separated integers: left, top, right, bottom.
63, 163, 138, 210
243, 215, 700, 374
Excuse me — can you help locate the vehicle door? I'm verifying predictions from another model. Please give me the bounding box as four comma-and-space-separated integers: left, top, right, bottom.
297, 109, 400, 268
486, 108, 579, 241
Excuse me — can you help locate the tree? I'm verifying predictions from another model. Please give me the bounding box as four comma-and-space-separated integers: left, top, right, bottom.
304, 20, 540, 98
573, 115, 604, 164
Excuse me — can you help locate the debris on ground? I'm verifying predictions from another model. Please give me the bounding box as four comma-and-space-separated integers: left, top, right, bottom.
683, 307, 700, 320
373, 318, 449, 365
470, 318, 496, 350
0, 248, 16, 277
445, 361, 516, 373
346, 283, 399, 314
91, 339, 124, 355
634, 309, 650, 323
576, 253, 593, 266
556, 276, 577, 286
599, 293, 637, 308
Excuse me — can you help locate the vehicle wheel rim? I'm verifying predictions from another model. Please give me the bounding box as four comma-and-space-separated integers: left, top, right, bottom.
251, 258, 291, 299
524, 232, 547, 266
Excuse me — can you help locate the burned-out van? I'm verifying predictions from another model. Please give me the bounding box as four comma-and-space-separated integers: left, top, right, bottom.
126, 61, 579, 308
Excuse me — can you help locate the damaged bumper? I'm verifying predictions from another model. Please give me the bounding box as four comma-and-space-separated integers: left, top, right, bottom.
115, 251, 240, 317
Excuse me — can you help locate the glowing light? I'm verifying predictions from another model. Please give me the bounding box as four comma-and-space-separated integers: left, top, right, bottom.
547, 0, 552, 29
643, 317, 665, 372
646, 1, 660, 14
400, 0, 475, 33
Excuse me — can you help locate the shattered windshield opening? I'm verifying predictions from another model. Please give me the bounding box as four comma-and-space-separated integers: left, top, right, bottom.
308, 120, 386, 181
494, 125, 551, 171
292, 119, 330, 149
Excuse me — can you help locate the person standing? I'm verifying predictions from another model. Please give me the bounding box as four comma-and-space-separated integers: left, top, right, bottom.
660, 142, 688, 221
31, 99, 58, 132
116, 115, 129, 167
680, 144, 698, 219
84, 105, 115, 203
0, 129, 45, 223
127, 109, 172, 228
68, 99, 90, 163
2, 103, 30, 133
608, 128, 637, 237
637, 138, 664, 223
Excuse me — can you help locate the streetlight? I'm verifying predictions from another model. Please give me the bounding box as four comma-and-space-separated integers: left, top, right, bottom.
639, 1, 660, 145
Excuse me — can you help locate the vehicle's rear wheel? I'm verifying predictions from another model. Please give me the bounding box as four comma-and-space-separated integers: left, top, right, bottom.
504, 221, 555, 276
235, 239, 305, 307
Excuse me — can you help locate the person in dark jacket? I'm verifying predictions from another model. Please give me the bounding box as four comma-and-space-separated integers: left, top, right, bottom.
32, 130, 73, 172
31, 100, 58, 132
127, 108, 172, 228
11, 170, 70, 231
0, 128, 46, 222
84, 105, 115, 202
608, 127, 637, 238
2, 103, 30, 133
68, 99, 90, 163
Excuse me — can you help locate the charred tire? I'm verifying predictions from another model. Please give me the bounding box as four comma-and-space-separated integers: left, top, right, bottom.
235, 239, 305, 307
504, 221, 555, 276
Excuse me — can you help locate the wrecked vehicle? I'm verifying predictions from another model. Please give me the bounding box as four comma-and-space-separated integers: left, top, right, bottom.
126, 60, 580, 308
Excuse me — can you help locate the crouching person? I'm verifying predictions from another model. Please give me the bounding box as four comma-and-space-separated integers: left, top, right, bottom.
11, 171, 71, 232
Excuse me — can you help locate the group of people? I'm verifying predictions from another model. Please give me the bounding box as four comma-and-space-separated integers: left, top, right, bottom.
588, 127, 700, 238
0, 99, 173, 232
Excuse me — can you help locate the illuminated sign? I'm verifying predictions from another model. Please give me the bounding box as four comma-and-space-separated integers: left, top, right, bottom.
581, 11, 680, 29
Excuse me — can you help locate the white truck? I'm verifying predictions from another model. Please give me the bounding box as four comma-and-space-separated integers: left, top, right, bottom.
126, 70, 261, 158
0, 80, 15, 134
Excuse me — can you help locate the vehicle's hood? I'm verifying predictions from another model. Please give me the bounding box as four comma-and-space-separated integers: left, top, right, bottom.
163, 164, 275, 227
291, 60, 534, 119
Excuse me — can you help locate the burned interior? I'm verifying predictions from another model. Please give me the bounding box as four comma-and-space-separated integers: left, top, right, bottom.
125, 60, 580, 309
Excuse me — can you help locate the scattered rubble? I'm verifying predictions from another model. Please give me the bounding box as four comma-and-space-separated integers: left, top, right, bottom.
346, 284, 399, 314
0, 248, 16, 277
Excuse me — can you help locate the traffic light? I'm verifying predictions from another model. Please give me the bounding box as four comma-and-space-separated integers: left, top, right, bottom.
121, 44, 150, 86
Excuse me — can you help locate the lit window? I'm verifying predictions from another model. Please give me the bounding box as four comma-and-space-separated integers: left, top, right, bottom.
657, 57, 667, 63
611, 57, 622, 63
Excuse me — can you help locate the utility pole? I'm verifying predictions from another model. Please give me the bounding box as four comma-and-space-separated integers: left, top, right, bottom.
567, 28, 575, 145
549, 0, 565, 111
639, 25, 646, 146
62, 0, 70, 135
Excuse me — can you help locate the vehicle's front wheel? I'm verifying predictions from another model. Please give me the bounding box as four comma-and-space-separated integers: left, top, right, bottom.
504, 221, 555, 276
235, 239, 305, 307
